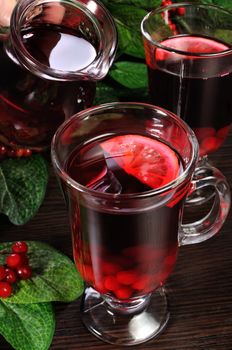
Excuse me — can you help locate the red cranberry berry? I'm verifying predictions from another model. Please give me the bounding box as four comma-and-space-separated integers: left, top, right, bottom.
12, 241, 28, 254
23, 149, 32, 157
17, 265, 32, 280
16, 149, 24, 157
6, 253, 23, 269
177, 7, 186, 16
4, 268, 17, 284
0, 281, 12, 298
0, 265, 6, 281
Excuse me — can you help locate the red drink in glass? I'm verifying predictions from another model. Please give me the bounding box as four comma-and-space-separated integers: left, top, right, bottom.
66, 134, 185, 299
52, 102, 230, 345
0, 0, 117, 152
0, 24, 96, 150
146, 35, 232, 156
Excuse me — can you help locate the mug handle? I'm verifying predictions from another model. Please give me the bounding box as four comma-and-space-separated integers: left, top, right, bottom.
179, 162, 231, 246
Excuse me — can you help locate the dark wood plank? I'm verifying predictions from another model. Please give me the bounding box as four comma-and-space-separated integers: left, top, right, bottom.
0, 132, 232, 350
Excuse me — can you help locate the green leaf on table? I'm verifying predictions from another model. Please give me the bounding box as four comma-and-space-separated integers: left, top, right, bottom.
109, 61, 148, 89
0, 241, 84, 303
116, 21, 145, 58
0, 301, 55, 350
0, 155, 48, 225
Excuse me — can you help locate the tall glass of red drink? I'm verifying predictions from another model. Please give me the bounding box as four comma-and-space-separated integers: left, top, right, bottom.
51, 102, 230, 346
141, 3, 232, 158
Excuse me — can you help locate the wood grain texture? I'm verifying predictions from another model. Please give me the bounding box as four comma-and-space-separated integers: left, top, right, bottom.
0, 132, 232, 350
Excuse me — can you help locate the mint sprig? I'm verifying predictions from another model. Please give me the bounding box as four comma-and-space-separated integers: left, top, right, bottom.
109, 61, 148, 89
0, 155, 48, 225
0, 302, 55, 350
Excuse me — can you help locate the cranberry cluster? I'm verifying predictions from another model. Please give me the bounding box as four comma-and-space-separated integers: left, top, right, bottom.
161, 0, 186, 33
0, 143, 32, 159
0, 241, 32, 298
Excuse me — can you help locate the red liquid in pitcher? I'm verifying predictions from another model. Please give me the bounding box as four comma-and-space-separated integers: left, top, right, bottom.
0, 24, 97, 150
66, 134, 186, 300
146, 35, 232, 156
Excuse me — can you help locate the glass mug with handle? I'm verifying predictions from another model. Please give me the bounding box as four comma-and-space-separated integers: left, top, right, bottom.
141, 3, 232, 205
0, 0, 117, 153
51, 102, 230, 346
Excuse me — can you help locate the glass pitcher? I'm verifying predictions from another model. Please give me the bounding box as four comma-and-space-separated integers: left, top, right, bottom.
0, 0, 117, 154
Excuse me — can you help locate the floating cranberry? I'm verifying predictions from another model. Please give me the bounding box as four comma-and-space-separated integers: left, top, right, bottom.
0, 281, 12, 298
114, 287, 132, 300
6, 253, 23, 269
132, 274, 151, 291
116, 270, 137, 286
4, 268, 17, 284
104, 276, 120, 291
12, 241, 28, 254
17, 265, 32, 280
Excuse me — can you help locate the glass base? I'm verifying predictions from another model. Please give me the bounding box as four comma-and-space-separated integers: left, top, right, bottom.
80, 286, 170, 346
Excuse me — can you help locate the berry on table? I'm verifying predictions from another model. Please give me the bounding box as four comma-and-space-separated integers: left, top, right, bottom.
0, 241, 33, 298
6, 253, 23, 269
17, 265, 32, 280
4, 268, 17, 284
0, 281, 12, 298
12, 241, 28, 254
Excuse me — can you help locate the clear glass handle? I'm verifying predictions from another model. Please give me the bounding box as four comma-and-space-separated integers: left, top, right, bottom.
179, 162, 231, 246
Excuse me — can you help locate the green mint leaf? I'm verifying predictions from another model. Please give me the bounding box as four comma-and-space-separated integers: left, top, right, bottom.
103, 4, 147, 58
109, 61, 148, 89
0, 301, 55, 350
0, 155, 48, 225
95, 81, 148, 104
0, 241, 84, 303
107, 4, 147, 30
215, 28, 232, 44
116, 21, 145, 58
210, 0, 232, 8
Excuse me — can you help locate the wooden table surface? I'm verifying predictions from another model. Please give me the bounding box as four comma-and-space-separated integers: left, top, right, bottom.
0, 132, 232, 350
